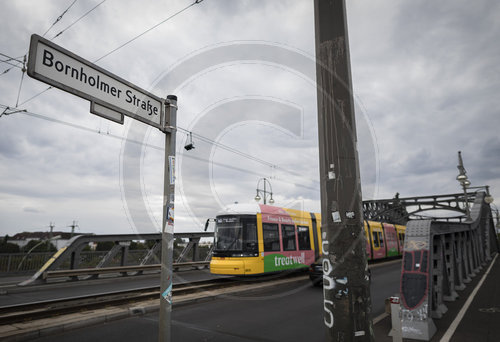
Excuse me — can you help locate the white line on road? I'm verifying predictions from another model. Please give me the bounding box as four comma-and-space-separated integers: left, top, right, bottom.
440, 253, 498, 342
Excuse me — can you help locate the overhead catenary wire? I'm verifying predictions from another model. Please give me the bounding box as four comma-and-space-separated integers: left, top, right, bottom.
0, 107, 318, 191
53, 0, 107, 39
0, 53, 24, 75
15, 55, 27, 107
0, 68, 12, 76
95, 0, 204, 62
17, 0, 204, 107
17, 87, 53, 106
0, 52, 24, 65
178, 128, 319, 182
0, 60, 22, 69
14, 1, 103, 104
177, 127, 276, 168
41, 0, 79, 37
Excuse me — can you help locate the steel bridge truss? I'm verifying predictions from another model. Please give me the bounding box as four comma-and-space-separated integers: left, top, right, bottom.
20, 232, 213, 286
398, 192, 499, 340
363, 192, 482, 225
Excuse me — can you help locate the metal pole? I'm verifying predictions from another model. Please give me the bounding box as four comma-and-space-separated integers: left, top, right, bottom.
314, 0, 373, 341
159, 95, 177, 342
263, 178, 267, 204
457, 151, 471, 220
462, 184, 470, 219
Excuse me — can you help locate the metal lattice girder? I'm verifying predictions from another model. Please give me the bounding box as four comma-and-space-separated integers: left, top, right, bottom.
175, 237, 201, 263
19, 232, 213, 286
204, 245, 214, 262
140, 241, 162, 265
400, 192, 497, 341
362, 192, 481, 224
95, 243, 125, 268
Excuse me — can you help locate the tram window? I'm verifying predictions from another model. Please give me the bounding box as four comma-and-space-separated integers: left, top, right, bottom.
372, 231, 379, 248
297, 226, 311, 250
378, 231, 384, 247
282, 225, 296, 251
263, 223, 280, 252
243, 219, 258, 252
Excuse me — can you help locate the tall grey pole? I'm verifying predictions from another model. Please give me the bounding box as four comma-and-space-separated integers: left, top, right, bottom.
263, 178, 267, 204
314, 1, 374, 341
456, 151, 471, 220
159, 95, 177, 342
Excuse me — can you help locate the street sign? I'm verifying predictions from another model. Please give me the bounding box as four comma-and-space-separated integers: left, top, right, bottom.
27, 34, 163, 129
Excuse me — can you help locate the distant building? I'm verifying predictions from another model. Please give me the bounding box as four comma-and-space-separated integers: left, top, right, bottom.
8, 231, 93, 250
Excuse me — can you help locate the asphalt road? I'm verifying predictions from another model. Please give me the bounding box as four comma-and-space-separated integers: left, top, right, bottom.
0, 268, 226, 307
26, 260, 402, 342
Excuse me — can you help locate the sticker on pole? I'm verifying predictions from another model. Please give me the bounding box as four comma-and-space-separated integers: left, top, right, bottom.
169, 156, 175, 185
167, 205, 174, 225
332, 211, 341, 223
162, 283, 172, 304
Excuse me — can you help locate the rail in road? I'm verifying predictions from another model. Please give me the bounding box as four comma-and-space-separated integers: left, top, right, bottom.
0, 272, 314, 341
0, 259, 403, 341
0, 277, 240, 325
3, 255, 498, 342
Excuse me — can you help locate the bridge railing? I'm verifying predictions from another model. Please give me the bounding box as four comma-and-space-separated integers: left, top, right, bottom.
399, 192, 499, 340
18, 232, 214, 286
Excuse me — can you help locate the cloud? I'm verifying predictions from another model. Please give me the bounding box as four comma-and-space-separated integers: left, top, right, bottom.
23, 207, 42, 213
0, 1, 499, 236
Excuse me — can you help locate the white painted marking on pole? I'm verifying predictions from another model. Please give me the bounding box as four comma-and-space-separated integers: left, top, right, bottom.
332, 211, 341, 222
440, 253, 498, 342
164, 224, 173, 234
354, 331, 365, 336
335, 277, 348, 285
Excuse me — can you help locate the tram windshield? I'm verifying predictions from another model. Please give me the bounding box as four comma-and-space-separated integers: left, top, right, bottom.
214, 215, 257, 256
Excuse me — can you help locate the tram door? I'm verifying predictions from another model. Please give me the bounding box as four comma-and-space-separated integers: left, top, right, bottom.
370, 223, 386, 259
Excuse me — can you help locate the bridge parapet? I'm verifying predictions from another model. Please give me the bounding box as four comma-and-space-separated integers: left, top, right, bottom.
400, 192, 499, 340
18, 232, 213, 286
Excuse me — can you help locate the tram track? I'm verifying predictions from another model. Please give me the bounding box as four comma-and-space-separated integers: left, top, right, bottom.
0, 272, 306, 325
0, 258, 401, 326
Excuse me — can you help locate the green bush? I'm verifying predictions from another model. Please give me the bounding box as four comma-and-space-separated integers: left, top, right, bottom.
0, 242, 20, 253
21, 240, 56, 253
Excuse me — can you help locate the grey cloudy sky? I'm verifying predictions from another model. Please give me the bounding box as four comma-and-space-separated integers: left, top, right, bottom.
0, 0, 499, 237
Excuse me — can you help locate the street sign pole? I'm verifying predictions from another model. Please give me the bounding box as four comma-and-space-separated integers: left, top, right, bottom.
159, 95, 177, 342
314, 0, 374, 341
26, 33, 179, 341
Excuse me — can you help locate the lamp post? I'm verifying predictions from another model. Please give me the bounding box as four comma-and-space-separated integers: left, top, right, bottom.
456, 151, 471, 220
254, 178, 275, 205
467, 185, 494, 204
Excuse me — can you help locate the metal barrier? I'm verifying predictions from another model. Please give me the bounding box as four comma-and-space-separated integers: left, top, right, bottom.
18, 232, 213, 286
41, 261, 210, 280
399, 192, 499, 340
